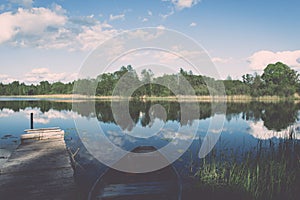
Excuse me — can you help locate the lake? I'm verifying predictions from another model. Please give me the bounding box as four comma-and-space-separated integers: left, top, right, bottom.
0, 99, 299, 199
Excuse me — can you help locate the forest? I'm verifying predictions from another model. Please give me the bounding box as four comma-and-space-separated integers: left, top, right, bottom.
0, 62, 299, 97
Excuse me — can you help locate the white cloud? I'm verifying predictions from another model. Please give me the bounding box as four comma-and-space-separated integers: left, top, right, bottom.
30, 68, 49, 74
190, 22, 197, 27
0, 74, 9, 79
0, 4, 119, 51
76, 24, 118, 51
0, 68, 78, 84
109, 13, 125, 21
30, 27, 74, 50
24, 68, 78, 84
0, 7, 67, 44
148, 10, 152, 16
159, 0, 201, 19
0, 74, 17, 83
248, 50, 300, 71
142, 17, 148, 22
170, 0, 201, 10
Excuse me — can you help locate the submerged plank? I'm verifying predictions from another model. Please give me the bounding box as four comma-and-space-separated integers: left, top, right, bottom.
0, 129, 77, 200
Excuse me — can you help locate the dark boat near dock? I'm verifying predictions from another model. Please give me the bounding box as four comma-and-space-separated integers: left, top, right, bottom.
88, 146, 182, 200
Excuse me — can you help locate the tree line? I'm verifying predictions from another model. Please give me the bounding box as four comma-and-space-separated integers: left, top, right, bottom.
0, 62, 299, 97
0, 81, 74, 95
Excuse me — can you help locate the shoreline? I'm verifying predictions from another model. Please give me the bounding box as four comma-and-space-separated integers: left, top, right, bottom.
0, 94, 299, 103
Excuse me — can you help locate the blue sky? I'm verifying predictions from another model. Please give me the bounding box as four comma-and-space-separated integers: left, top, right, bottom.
0, 0, 300, 83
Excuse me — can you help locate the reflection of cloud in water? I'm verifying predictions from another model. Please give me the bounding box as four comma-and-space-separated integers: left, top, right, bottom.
159, 130, 194, 141
209, 128, 223, 134
124, 118, 165, 138
108, 135, 123, 146
106, 130, 124, 146
248, 121, 300, 140
0, 108, 82, 124
106, 130, 137, 147
159, 120, 198, 142
107, 130, 120, 137
0, 109, 14, 118
103, 120, 196, 147
22, 108, 82, 124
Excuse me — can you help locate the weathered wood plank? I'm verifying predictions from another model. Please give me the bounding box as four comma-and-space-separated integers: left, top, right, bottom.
24, 127, 60, 132
21, 130, 64, 140
15, 138, 64, 151
0, 128, 77, 200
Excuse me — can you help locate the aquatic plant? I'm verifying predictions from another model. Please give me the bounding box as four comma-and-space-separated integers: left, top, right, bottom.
194, 138, 300, 199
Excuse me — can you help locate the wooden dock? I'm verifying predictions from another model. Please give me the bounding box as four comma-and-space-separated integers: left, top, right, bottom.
0, 128, 77, 200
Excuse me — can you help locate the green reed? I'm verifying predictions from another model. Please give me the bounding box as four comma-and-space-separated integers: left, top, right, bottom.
194, 138, 300, 200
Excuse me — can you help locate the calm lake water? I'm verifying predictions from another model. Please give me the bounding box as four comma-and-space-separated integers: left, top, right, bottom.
1, 99, 300, 198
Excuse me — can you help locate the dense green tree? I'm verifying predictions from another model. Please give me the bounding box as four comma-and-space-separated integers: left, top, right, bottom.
19, 83, 27, 95
261, 62, 299, 96
96, 73, 116, 96
10, 81, 20, 95
112, 65, 141, 96
153, 74, 178, 96
141, 69, 154, 96
251, 74, 264, 96
74, 79, 96, 96
224, 80, 250, 95
27, 84, 37, 95
38, 81, 51, 94
0, 83, 5, 95
51, 82, 66, 94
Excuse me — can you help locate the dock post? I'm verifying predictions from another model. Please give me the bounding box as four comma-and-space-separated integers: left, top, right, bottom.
30, 113, 33, 129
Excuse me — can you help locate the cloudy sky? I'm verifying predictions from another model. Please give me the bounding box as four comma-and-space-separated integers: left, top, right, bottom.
0, 0, 300, 84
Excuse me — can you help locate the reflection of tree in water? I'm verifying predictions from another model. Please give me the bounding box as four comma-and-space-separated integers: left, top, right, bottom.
94, 101, 184, 130
94, 101, 212, 130
226, 102, 263, 122
73, 101, 96, 118
129, 101, 141, 125
94, 102, 114, 123
137, 101, 201, 127
261, 102, 299, 131
140, 102, 151, 127
0, 101, 72, 112
77, 101, 300, 131
2, 100, 300, 132
199, 103, 212, 120
242, 102, 263, 122
227, 102, 300, 131
138, 102, 177, 127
